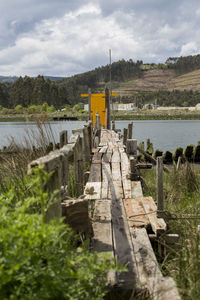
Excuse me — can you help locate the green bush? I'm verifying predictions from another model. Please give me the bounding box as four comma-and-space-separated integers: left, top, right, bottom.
173, 147, 183, 162
184, 144, 194, 162
0, 168, 116, 299
163, 150, 173, 164
154, 149, 163, 159
194, 144, 200, 162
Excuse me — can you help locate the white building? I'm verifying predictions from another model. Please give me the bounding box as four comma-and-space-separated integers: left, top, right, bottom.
112, 103, 136, 111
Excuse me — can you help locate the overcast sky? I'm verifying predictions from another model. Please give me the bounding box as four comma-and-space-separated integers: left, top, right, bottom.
1, 0, 200, 77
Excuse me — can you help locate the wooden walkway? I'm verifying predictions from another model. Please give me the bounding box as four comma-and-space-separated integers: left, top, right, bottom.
84, 129, 180, 300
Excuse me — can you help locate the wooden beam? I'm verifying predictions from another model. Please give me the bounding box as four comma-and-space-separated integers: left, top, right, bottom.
92, 200, 116, 285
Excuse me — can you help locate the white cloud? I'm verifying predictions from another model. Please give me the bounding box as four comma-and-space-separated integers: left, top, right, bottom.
180, 42, 199, 56
1, 0, 200, 76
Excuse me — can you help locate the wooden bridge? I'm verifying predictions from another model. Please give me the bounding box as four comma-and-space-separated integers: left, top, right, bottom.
29, 120, 181, 300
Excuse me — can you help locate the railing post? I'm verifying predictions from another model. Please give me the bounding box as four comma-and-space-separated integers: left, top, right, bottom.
59, 130, 68, 148
123, 128, 128, 145
74, 136, 84, 195
126, 139, 137, 157
83, 125, 91, 163
157, 156, 164, 217
112, 120, 115, 131
127, 122, 133, 139
129, 156, 138, 180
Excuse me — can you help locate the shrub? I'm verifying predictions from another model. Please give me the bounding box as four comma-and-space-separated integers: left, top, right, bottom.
0, 168, 116, 299
194, 144, 200, 162
154, 149, 163, 159
184, 144, 194, 162
173, 147, 183, 162
163, 150, 173, 164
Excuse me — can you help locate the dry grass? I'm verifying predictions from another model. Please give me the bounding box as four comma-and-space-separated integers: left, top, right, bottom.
0, 116, 58, 190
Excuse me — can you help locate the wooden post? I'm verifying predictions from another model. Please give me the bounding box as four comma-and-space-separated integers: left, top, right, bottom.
74, 137, 84, 195
157, 156, 164, 217
176, 156, 182, 171
88, 88, 91, 120
130, 156, 138, 180
105, 87, 110, 129
111, 120, 115, 131
28, 152, 63, 220
123, 128, 128, 145
94, 136, 100, 148
127, 122, 133, 139
83, 125, 91, 163
59, 130, 68, 148
126, 139, 137, 156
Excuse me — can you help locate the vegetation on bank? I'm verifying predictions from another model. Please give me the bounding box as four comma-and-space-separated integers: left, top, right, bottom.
141, 163, 200, 299
2, 54, 200, 111
0, 120, 118, 299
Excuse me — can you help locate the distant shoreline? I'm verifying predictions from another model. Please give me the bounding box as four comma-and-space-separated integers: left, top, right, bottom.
1, 112, 200, 122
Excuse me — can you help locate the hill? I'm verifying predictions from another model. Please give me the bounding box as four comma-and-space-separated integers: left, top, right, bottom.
112, 68, 200, 96
2, 54, 200, 109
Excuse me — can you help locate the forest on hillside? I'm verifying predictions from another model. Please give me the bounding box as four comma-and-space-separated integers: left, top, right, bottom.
167, 54, 200, 74
0, 60, 143, 109
1, 55, 200, 109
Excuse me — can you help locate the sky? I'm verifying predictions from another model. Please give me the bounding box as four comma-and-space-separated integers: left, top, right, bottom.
1, 0, 200, 77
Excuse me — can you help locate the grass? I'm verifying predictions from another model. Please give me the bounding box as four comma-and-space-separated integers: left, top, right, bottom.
141, 163, 200, 299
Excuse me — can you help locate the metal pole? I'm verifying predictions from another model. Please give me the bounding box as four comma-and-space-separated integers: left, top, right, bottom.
109, 49, 114, 123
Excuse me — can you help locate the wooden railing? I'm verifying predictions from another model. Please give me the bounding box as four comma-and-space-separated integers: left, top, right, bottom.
28, 120, 93, 220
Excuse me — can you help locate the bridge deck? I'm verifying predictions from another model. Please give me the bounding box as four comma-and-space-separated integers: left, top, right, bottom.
84, 129, 180, 299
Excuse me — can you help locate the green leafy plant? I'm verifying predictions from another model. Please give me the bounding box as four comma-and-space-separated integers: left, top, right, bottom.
0, 167, 116, 299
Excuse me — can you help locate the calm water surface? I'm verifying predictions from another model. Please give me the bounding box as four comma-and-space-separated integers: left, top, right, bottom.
0, 120, 200, 152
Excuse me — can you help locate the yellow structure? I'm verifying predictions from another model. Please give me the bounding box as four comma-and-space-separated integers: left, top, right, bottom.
81, 93, 116, 127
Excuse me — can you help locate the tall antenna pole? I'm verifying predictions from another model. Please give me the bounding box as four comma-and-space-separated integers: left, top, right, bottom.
109, 49, 114, 121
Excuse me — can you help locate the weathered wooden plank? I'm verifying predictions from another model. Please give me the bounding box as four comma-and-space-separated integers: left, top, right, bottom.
141, 197, 167, 236
124, 198, 149, 227
112, 149, 121, 163
62, 199, 93, 237
131, 181, 143, 197
92, 152, 102, 164
84, 182, 101, 200
102, 152, 112, 163
122, 177, 132, 199
88, 163, 101, 182
111, 199, 138, 289
99, 145, 108, 153
99, 142, 108, 147
130, 227, 165, 298
102, 163, 112, 182
111, 162, 121, 181
120, 152, 130, 177
101, 181, 109, 199
110, 181, 124, 200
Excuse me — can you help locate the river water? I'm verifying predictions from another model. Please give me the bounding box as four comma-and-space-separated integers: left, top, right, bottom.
0, 120, 200, 152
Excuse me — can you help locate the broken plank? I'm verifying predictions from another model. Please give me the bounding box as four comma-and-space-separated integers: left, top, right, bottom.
111, 199, 138, 289
84, 182, 101, 200
124, 198, 149, 227
141, 197, 167, 236
92, 200, 116, 285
